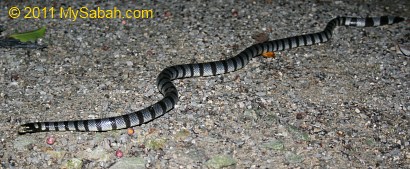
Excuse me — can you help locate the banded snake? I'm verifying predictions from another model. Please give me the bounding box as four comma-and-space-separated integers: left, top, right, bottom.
18, 16, 404, 134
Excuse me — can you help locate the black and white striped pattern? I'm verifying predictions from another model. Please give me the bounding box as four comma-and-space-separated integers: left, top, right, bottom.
18, 16, 404, 134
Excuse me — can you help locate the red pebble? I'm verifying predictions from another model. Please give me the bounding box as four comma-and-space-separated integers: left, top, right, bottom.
116, 149, 123, 158
164, 11, 171, 17
46, 136, 56, 145
231, 9, 238, 17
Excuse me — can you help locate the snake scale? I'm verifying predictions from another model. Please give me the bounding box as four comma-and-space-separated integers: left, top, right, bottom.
18, 16, 404, 134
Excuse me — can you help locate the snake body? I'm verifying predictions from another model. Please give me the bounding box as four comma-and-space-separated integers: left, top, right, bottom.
18, 16, 404, 134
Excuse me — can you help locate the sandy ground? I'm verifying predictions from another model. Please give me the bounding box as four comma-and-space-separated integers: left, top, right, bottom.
0, 0, 409, 168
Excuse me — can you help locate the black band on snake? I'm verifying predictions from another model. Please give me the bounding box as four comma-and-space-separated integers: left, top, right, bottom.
18, 16, 405, 134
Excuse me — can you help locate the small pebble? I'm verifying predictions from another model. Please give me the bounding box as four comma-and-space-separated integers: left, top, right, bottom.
115, 149, 124, 158
127, 128, 135, 135
46, 136, 56, 145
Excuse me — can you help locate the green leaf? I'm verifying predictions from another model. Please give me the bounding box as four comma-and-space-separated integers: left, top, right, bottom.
9, 26, 46, 42
206, 155, 236, 169
262, 140, 285, 150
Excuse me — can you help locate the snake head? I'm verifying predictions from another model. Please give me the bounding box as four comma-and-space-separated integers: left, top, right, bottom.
18, 123, 40, 134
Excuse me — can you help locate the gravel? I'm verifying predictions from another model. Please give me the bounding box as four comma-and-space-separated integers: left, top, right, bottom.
1, 0, 409, 168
